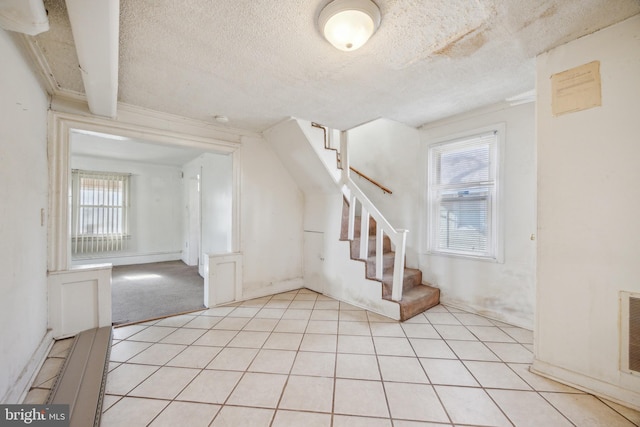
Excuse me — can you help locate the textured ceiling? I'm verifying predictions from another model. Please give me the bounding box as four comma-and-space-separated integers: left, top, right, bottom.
35, 0, 640, 132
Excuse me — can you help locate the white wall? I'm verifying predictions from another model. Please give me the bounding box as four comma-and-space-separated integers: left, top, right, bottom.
240, 135, 305, 296
70, 155, 183, 265
0, 30, 50, 402
348, 119, 423, 267
534, 14, 640, 409
182, 152, 233, 269
349, 105, 537, 328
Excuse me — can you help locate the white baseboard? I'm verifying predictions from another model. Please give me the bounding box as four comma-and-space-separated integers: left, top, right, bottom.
239, 278, 304, 302
531, 359, 640, 412
3, 330, 54, 404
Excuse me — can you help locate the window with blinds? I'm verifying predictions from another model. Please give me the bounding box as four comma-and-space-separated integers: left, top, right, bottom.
428, 132, 498, 258
71, 170, 131, 255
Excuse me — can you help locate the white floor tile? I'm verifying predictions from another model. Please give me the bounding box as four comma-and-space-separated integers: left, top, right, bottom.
105, 363, 159, 395
435, 385, 511, 426
334, 379, 389, 418
242, 318, 279, 332
370, 322, 406, 337
184, 315, 223, 329
128, 343, 186, 365
306, 320, 338, 334
160, 328, 206, 345
299, 334, 337, 353
484, 342, 533, 363
385, 382, 449, 423
401, 323, 440, 339
210, 406, 274, 427
176, 370, 242, 404
338, 321, 371, 336
129, 366, 199, 399
446, 340, 500, 361
488, 389, 572, 427
226, 372, 287, 408
291, 351, 336, 377
193, 330, 237, 347
212, 317, 250, 330
336, 353, 381, 380
466, 325, 516, 342
279, 375, 334, 412
373, 336, 415, 356
337, 335, 376, 354
112, 324, 148, 340
126, 326, 176, 342
378, 355, 429, 383
149, 401, 220, 427
206, 347, 259, 371
508, 363, 582, 393
248, 349, 297, 374
166, 345, 222, 369
274, 319, 308, 333
420, 358, 479, 387
101, 396, 169, 427
262, 332, 303, 350
332, 415, 392, 427
227, 331, 270, 348
433, 324, 478, 341
409, 338, 457, 359
109, 340, 152, 362
271, 410, 332, 427
542, 393, 638, 427
464, 360, 532, 390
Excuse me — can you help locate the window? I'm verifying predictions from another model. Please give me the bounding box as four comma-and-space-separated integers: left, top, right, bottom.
71, 170, 131, 254
427, 131, 499, 259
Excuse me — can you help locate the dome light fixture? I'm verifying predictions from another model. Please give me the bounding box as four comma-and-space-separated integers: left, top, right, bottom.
318, 0, 381, 52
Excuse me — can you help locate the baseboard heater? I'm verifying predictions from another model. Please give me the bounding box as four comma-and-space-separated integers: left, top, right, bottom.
47, 326, 112, 427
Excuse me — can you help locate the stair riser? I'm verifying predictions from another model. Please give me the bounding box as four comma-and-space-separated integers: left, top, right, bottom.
381, 270, 423, 296
350, 237, 391, 258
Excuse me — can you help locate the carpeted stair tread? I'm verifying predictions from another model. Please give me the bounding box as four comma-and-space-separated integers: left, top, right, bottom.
394, 284, 441, 321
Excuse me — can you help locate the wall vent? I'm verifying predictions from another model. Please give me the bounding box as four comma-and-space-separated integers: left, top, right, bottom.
621, 292, 640, 375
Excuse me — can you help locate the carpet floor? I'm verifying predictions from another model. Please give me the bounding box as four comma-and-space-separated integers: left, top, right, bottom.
111, 260, 205, 325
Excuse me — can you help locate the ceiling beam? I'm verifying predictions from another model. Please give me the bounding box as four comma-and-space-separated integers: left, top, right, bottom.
65, 0, 119, 118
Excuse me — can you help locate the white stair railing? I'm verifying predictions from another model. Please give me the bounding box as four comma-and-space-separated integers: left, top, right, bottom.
338, 130, 408, 302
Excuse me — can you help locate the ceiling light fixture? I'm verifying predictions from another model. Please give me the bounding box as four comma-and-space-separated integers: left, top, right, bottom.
318, 0, 381, 52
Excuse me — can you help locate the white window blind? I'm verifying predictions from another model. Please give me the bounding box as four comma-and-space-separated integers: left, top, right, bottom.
71, 170, 131, 254
428, 132, 498, 258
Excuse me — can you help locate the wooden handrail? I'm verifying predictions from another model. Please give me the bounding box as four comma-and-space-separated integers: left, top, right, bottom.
311, 122, 393, 195
350, 166, 393, 194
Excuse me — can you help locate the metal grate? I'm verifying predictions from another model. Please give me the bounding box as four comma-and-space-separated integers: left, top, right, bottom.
630, 297, 640, 373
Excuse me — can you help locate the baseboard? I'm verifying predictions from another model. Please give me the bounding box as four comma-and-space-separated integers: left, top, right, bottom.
531, 358, 640, 412
439, 296, 533, 329
3, 329, 54, 404
240, 278, 304, 301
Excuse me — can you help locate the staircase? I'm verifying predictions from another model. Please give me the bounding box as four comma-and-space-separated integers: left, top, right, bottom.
340, 197, 440, 321
264, 118, 439, 321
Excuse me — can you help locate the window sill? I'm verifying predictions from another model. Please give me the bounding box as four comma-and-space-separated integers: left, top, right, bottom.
425, 250, 502, 263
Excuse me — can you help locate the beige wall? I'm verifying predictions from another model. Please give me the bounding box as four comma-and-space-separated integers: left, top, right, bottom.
534, 14, 640, 409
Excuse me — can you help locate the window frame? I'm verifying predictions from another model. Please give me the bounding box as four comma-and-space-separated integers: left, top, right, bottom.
425, 124, 505, 262
71, 169, 131, 254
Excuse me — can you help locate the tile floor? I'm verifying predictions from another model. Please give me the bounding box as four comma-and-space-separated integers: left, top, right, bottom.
36, 288, 640, 426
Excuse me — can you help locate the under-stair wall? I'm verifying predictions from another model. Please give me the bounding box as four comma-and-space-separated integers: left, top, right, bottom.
264, 118, 401, 319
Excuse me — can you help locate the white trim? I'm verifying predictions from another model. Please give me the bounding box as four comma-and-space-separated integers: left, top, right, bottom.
531, 358, 640, 412
423, 123, 506, 263
2, 330, 54, 404
48, 109, 243, 272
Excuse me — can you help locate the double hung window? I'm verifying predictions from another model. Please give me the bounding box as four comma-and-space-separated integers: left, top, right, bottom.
71, 170, 130, 254
428, 131, 499, 259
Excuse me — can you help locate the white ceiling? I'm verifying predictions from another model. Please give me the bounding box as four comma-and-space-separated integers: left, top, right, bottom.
71, 130, 206, 167
34, 0, 640, 132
